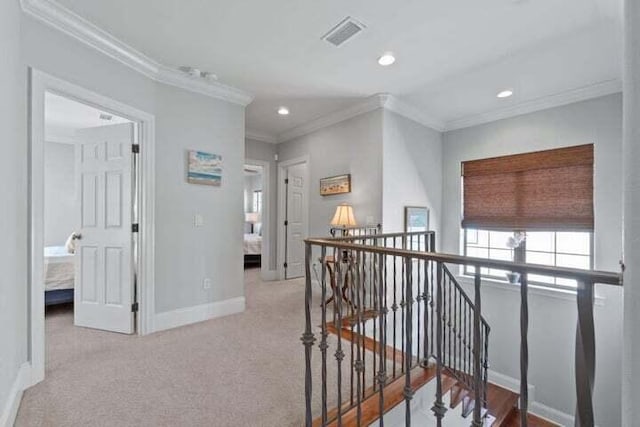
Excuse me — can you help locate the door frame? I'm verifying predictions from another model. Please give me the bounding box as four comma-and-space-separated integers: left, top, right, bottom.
244, 158, 272, 280
28, 69, 156, 387
276, 155, 309, 280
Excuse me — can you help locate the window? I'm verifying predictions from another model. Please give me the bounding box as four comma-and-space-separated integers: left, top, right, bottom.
464, 229, 592, 289
461, 144, 595, 290
253, 190, 262, 213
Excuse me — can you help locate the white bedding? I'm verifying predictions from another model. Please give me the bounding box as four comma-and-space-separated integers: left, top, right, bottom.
44, 246, 75, 290
243, 234, 262, 255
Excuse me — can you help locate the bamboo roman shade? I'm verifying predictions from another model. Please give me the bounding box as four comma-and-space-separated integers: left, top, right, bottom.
461, 144, 594, 231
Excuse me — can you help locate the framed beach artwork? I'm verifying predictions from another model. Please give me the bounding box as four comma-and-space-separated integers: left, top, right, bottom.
320, 174, 351, 196
404, 206, 429, 232
187, 150, 222, 186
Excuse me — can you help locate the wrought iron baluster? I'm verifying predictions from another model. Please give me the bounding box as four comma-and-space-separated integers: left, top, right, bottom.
320, 246, 329, 425
432, 262, 446, 425
422, 258, 429, 366
335, 253, 345, 425
302, 242, 316, 427
372, 251, 378, 392
575, 280, 596, 427
377, 252, 387, 426
404, 257, 414, 427
520, 271, 529, 426
471, 269, 483, 426
392, 237, 398, 379
355, 250, 364, 425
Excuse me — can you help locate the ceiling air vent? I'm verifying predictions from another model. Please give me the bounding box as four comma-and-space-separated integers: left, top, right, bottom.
322, 17, 366, 47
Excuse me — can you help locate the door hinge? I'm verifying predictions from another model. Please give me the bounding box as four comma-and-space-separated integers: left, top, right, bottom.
132, 223, 139, 233
284, 220, 288, 226
284, 178, 289, 184
131, 302, 139, 313
132, 144, 140, 153
283, 262, 288, 269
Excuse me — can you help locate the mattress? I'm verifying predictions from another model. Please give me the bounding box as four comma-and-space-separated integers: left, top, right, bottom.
243, 233, 262, 255
44, 246, 75, 291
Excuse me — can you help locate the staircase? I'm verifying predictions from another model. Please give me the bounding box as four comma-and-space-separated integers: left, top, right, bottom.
302, 230, 622, 426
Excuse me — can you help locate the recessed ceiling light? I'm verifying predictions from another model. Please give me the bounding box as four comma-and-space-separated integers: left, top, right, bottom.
278, 106, 290, 116
497, 89, 514, 98
378, 53, 396, 66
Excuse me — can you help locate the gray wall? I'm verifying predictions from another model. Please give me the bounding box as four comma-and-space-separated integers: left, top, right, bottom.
44, 142, 76, 247
245, 138, 277, 271
382, 111, 443, 244
442, 94, 623, 426
278, 109, 384, 238
22, 15, 246, 317
0, 0, 28, 417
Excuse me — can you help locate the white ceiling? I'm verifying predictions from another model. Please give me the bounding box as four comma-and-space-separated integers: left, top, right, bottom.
45, 92, 131, 143
54, 0, 622, 141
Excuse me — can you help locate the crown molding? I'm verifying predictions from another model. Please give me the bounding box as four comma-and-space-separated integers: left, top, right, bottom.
444, 79, 622, 131
277, 94, 387, 143
246, 129, 278, 144
20, 0, 254, 106
382, 95, 446, 132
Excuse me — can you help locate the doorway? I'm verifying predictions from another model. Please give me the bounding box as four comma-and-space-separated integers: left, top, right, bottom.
277, 157, 309, 280
29, 70, 156, 387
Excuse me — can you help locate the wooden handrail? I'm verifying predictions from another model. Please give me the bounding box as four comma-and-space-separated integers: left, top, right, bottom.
305, 237, 622, 286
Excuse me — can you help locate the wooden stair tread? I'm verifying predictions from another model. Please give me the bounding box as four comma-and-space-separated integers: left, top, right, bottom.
501, 408, 559, 427
484, 382, 519, 426
325, 323, 411, 365
322, 365, 446, 427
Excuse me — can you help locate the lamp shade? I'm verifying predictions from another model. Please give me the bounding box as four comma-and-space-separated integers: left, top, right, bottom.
245, 212, 261, 223
330, 203, 357, 227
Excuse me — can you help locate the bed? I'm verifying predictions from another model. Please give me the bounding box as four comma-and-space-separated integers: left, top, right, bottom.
243, 233, 262, 267
44, 246, 75, 305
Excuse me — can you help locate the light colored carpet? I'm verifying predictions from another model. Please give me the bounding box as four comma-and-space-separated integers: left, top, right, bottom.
15, 269, 397, 427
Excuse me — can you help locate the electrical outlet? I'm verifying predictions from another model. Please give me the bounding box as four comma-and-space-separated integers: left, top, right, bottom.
203, 278, 212, 290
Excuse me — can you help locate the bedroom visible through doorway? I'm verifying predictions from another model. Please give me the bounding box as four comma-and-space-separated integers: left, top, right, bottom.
42, 91, 138, 355
243, 164, 264, 270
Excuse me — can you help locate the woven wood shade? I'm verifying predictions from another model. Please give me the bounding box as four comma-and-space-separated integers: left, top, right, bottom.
462, 144, 594, 231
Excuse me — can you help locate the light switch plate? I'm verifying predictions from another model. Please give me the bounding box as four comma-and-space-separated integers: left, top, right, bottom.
203, 278, 212, 289
194, 214, 204, 227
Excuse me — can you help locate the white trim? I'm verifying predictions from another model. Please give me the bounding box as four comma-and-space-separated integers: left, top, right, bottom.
29, 70, 156, 387
382, 94, 446, 132
244, 158, 272, 281
153, 297, 246, 332
261, 270, 278, 281
277, 155, 310, 280
246, 129, 278, 144
455, 274, 606, 306
529, 402, 575, 427
19, 0, 253, 106
487, 368, 573, 426
444, 79, 622, 131
277, 95, 388, 143
0, 363, 30, 427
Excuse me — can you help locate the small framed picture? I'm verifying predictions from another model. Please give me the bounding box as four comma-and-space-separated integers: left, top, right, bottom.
404, 206, 429, 232
320, 174, 351, 196
187, 150, 222, 186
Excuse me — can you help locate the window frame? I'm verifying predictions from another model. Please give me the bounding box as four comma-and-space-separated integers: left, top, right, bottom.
462, 228, 594, 291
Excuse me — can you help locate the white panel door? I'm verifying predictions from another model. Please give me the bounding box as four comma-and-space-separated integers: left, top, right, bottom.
285, 162, 308, 279
74, 123, 135, 334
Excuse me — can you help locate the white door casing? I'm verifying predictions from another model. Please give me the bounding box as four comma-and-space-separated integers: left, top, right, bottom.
74, 123, 135, 333
284, 162, 308, 279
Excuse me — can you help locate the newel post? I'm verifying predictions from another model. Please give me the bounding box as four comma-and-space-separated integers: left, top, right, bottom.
575, 280, 595, 427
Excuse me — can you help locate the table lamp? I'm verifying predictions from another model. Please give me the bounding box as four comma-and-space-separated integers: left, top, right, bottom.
330, 203, 357, 235
245, 212, 261, 233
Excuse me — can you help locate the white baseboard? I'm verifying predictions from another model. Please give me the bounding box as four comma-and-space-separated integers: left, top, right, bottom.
0, 362, 31, 427
153, 297, 246, 333
488, 369, 573, 426
530, 402, 574, 426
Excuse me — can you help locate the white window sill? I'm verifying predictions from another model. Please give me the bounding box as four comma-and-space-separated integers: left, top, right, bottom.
455, 275, 606, 306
